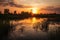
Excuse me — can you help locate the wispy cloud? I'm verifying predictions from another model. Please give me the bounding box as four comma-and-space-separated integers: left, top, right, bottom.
0, 0, 32, 8
41, 6, 60, 13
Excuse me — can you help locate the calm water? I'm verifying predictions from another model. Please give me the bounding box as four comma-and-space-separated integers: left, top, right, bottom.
0, 17, 60, 40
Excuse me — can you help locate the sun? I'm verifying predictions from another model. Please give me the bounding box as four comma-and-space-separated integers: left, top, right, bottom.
31, 8, 38, 14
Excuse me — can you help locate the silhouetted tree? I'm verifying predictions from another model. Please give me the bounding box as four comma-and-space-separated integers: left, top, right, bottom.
14, 11, 17, 14
0, 11, 2, 14
4, 9, 9, 14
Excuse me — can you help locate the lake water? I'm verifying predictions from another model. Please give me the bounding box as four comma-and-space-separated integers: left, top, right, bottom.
0, 17, 60, 40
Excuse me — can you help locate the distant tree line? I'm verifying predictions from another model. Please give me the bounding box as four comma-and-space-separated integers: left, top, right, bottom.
0, 9, 60, 20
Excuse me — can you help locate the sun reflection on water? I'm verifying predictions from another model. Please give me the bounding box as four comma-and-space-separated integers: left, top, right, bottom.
32, 17, 36, 23
10, 17, 47, 32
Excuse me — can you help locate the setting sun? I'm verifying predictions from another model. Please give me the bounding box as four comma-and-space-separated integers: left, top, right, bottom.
31, 8, 38, 14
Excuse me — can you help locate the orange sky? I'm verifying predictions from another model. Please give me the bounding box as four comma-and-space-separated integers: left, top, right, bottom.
0, 0, 60, 14
0, 5, 60, 14
0, 6, 31, 14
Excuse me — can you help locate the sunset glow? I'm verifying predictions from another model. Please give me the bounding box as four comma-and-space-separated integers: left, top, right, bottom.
0, 0, 60, 14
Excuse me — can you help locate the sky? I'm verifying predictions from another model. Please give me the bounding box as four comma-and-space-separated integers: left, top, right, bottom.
0, 0, 60, 14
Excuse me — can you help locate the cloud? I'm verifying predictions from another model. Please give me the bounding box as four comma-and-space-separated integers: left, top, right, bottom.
0, 0, 31, 8
41, 6, 60, 13
0, 0, 5, 2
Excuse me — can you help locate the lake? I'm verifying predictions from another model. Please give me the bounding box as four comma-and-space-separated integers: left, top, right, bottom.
0, 17, 60, 40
